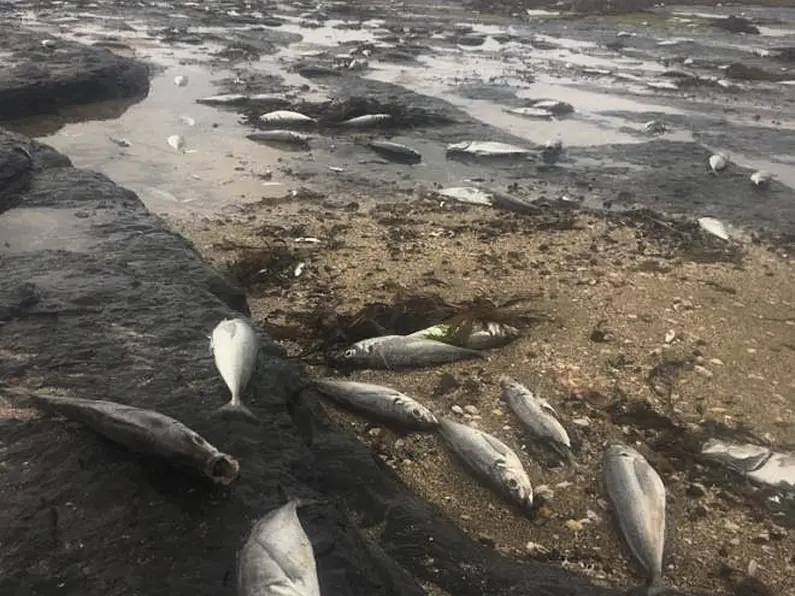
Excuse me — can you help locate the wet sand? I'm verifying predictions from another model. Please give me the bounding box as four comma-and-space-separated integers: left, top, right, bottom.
172, 196, 795, 596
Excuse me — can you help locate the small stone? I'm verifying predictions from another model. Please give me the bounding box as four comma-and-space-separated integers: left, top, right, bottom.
463, 405, 479, 415
491, 408, 504, 416
526, 541, 551, 556
451, 405, 464, 415
665, 329, 676, 343
565, 519, 584, 532
572, 417, 591, 427
585, 509, 602, 523
752, 531, 770, 543
368, 427, 382, 437
686, 482, 707, 497
694, 365, 713, 379
724, 521, 741, 532
729, 537, 740, 546
710, 358, 725, 366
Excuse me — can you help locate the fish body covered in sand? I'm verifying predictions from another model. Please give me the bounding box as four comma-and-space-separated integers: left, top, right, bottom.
210, 318, 260, 420
314, 379, 438, 430
603, 442, 667, 594
237, 500, 321, 596
32, 394, 240, 485
439, 417, 534, 510
326, 334, 484, 370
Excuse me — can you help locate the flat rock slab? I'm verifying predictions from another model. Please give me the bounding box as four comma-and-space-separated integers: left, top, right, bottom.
0, 28, 150, 121
0, 126, 669, 596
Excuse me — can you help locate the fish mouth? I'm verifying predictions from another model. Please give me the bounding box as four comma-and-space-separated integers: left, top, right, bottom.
207, 453, 241, 485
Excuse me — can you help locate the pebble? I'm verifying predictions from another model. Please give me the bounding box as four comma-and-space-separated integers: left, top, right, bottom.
694, 365, 713, 379
526, 541, 551, 556
752, 531, 770, 543
710, 358, 725, 366
565, 519, 584, 532
451, 405, 464, 415
686, 482, 707, 497
463, 405, 479, 415
725, 521, 741, 532
664, 329, 676, 343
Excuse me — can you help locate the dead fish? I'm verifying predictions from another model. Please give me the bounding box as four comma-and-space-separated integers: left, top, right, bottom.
540, 138, 564, 165
367, 140, 422, 164
247, 130, 311, 148
439, 418, 533, 510
167, 134, 185, 152
196, 93, 249, 106
210, 318, 260, 420
603, 442, 667, 592
109, 136, 131, 148
644, 120, 668, 135
708, 152, 729, 174
530, 99, 574, 116
31, 394, 240, 485
750, 170, 772, 188
174, 75, 189, 87
259, 110, 316, 126
340, 114, 392, 127
408, 320, 519, 350
646, 80, 679, 91
326, 335, 484, 370
697, 216, 730, 241
447, 141, 531, 158
500, 376, 574, 465
504, 107, 554, 120
314, 379, 439, 430
238, 500, 321, 596
437, 186, 493, 206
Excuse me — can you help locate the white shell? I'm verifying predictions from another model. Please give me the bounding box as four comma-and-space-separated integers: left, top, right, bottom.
750, 170, 772, 186
697, 217, 729, 241
167, 135, 185, 151
173, 75, 189, 87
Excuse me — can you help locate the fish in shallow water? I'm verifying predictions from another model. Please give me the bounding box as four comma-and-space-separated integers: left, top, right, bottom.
500, 376, 574, 465
31, 394, 240, 485
210, 318, 260, 420
238, 499, 321, 596
326, 334, 484, 370
314, 379, 438, 430
367, 140, 422, 164
439, 417, 533, 510
603, 442, 667, 593
708, 152, 729, 174
408, 319, 520, 350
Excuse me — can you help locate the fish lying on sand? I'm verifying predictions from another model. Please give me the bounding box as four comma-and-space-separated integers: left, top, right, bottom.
708, 152, 729, 174
500, 376, 574, 466
439, 418, 534, 510
750, 170, 772, 188
367, 140, 422, 164
697, 216, 730, 241
259, 110, 316, 126
314, 379, 439, 430
603, 442, 667, 594
210, 318, 260, 420
238, 499, 321, 596
326, 335, 484, 370
31, 394, 240, 485
246, 130, 311, 148
340, 113, 392, 127
408, 319, 520, 350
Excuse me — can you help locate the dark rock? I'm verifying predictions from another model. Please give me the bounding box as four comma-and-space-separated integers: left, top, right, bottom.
712, 15, 760, 35
0, 28, 150, 121
0, 126, 690, 596
771, 46, 795, 63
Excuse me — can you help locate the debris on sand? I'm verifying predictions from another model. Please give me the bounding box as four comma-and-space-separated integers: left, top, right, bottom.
750, 170, 772, 188
437, 186, 493, 206
504, 106, 554, 120
167, 134, 185, 152
173, 74, 189, 86
701, 439, 795, 491
408, 317, 520, 350
325, 334, 484, 370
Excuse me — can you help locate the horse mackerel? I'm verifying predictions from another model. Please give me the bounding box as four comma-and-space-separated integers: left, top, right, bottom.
327, 334, 484, 370
210, 318, 260, 421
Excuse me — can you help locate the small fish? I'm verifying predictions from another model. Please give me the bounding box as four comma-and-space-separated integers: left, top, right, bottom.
504, 107, 554, 120
259, 110, 316, 126
109, 136, 131, 147
340, 113, 392, 127
409, 320, 519, 350
447, 141, 531, 158
326, 335, 484, 370
439, 418, 534, 510
500, 376, 574, 465
196, 93, 249, 106
237, 500, 321, 596
209, 318, 260, 420
540, 138, 564, 165
167, 134, 185, 152
708, 152, 729, 174
314, 379, 439, 430
247, 130, 310, 148
367, 140, 422, 164
750, 170, 772, 188
644, 120, 668, 135
697, 216, 730, 241
173, 75, 189, 87
31, 394, 240, 485
603, 442, 667, 593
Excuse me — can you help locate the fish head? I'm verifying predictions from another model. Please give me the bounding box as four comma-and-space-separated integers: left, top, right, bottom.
605, 440, 639, 462
405, 402, 439, 428
496, 460, 533, 508
325, 344, 363, 367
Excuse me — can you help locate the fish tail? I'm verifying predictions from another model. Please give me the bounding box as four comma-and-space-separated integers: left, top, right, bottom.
214, 399, 259, 423
645, 577, 667, 596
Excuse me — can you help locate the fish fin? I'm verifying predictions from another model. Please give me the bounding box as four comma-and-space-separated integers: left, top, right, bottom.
213, 400, 259, 423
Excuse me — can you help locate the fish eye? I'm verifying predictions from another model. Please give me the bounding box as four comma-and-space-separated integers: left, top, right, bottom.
343, 348, 356, 358
507, 477, 518, 488
411, 408, 422, 418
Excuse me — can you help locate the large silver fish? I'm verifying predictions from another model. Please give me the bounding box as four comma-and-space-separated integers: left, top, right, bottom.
500, 376, 574, 466
314, 379, 439, 430
326, 335, 484, 370
439, 418, 534, 510
31, 394, 240, 485
237, 500, 321, 596
603, 442, 667, 593
340, 113, 392, 127
210, 318, 260, 420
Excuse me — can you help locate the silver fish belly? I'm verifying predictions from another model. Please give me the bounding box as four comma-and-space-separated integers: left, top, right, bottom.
603, 442, 666, 587
32, 394, 240, 485
314, 379, 438, 430
439, 418, 534, 509
500, 376, 572, 461
328, 335, 484, 370
237, 500, 321, 596
210, 318, 260, 417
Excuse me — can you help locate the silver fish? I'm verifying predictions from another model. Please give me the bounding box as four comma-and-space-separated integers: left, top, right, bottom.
259, 110, 316, 126
500, 376, 574, 465
708, 152, 729, 174
247, 130, 311, 148
210, 318, 260, 420
314, 379, 438, 430
237, 500, 321, 596
603, 442, 667, 592
439, 417, 534, 509
340, 114, 392, 127
367, 140, 422, 164
408, 320, 520, 350
31, 394, 240, 485
327, 334, 484, 370
504, 106, 554, 120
